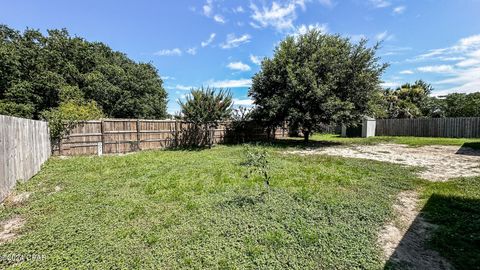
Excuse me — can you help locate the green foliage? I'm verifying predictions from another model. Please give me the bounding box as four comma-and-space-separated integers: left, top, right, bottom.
250, 30, 387, 142
381, 80, 433, 118
379, 80, 480, 118
179, 87, 233, 146
306, 133, 480, 148
0, 145, 418, 269
243, 145, 271, 186
444, 92, 480, 117
179, 87, 233, 124
0, 25, 167, 119
41, 101, 104, 147
421, 177, 480, 270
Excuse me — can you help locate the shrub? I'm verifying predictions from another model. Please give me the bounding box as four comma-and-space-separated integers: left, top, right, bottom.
41, 101, 104, 151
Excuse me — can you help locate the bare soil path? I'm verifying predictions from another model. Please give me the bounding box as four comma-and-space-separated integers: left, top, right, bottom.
288, 143, 480, 181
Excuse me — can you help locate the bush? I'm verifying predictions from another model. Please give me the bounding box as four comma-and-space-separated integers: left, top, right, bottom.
41, 101, 104, 150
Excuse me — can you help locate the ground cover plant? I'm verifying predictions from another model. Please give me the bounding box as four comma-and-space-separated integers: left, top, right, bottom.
0, 144, 421, 269
304, 134, 480, 149
420, 177, 480, 270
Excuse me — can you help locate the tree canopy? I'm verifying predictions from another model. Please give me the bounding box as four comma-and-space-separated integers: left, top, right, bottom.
0, 25, 168, 120
378, 81, 480, 119
249, 30, 387, 141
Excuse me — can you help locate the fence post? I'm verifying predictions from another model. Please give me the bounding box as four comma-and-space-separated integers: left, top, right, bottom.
100, 120, 105, 155
136, 119, 141, 151
174, 120, 178, 147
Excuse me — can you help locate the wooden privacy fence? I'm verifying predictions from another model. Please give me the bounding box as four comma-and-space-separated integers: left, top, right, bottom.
0, 115, 51, 201
56, 119, 287, 156
376, 117, 480, 138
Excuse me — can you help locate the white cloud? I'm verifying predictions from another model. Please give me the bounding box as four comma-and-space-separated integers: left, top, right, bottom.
203, 0, 213, 16
393, 6, 406, 14
201, 33, 216, 47
233, 98, 254, 106
399, 70, 414, 75
202, 0, 226, 24
220, 34, 252, 49
162, 76, 176, 80
381, 81, 401, 89
375, 31, 395, 41
418, 65, 454, 73
154, 48, 182, 56
250, 55, 262, 65
249, 0, 306, 31
293, 23, 328, 36
207, 79, 252, 88
214, 14, 226, 23
233, 6, 244, 13
408, 34, 480, 95
174, 84, 194, 91
187, 47, 197, 55
369, 0, 391, 8
227, 61, 251, 71
318, 0, 334, 7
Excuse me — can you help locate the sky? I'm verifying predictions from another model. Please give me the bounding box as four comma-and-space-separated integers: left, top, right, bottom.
1, 0, 480, 114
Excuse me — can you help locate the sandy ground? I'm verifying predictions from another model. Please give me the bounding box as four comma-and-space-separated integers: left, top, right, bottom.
287, 143, 480, 267
288, 143, 480, 181
378, 191, 453, 269
0, 216, 25, 244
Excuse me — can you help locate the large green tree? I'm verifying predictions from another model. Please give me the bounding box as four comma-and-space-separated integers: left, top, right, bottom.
249, 30, 387, 141
444, 92, 480, 117
0, 25, 167, 119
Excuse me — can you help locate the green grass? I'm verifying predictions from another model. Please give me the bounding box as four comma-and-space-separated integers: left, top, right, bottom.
420, 177, 480, 270
0, 145, 420, 269
305, 134, 480, 148
1, 143, 479, 269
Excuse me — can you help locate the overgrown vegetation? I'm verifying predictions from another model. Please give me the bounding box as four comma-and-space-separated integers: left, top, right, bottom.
41, 101, 104, 149
0, 145, 420, 269
0, 25, 168, 120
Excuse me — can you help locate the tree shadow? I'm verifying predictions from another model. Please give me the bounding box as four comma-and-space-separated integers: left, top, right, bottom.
262, 138, 343, 149
455, 143, 480, 156
384, 194, 480, 270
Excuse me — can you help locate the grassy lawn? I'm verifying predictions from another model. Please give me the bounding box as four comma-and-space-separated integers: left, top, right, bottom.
420, 177, 480, 270
304, 134, 480, 148
0, 143, 478, 269
0, 145, 420, 269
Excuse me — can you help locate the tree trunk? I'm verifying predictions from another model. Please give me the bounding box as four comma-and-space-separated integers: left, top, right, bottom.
303, 130, 310, 143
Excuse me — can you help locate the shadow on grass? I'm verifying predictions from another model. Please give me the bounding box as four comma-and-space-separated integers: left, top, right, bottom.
385, 194, 480, 270
456, 142, 480, 156
237, 138, 342, 149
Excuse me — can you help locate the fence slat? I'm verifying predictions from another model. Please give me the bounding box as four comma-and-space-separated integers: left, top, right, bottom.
57, 120, 287, 156
375, 117, 480, 138
0, 115, 51, 201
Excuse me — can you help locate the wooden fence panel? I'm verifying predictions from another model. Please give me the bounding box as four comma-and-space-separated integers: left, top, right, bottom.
56, 119, 288, 156
0, 115, 51, 201
375, 117, 480, 138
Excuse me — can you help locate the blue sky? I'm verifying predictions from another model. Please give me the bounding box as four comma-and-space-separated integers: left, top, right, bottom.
1, 0, 480, 114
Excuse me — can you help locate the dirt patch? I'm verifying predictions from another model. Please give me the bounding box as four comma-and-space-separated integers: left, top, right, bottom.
288, 144, 480, 181
378, 191, 453, 269
4, 192, 32, 205
0, 216, 25, 244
